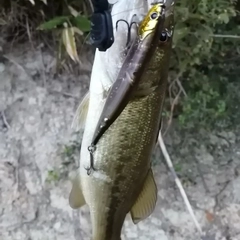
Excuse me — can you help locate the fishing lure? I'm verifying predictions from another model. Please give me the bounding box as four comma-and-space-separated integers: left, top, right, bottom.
85, 1, 169, 175
116, 17, 138, 49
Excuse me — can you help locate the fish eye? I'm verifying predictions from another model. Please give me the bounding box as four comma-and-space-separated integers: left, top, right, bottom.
159, 31, 168, 42
150, 12, 158, 20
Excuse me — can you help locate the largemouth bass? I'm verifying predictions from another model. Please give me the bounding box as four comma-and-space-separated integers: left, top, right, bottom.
69, 1, 175, 240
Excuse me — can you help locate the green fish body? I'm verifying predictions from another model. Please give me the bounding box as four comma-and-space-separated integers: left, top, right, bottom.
69, 2, 175, 240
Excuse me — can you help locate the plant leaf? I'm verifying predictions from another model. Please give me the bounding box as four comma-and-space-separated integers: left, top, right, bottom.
62, 23, 80, 63
37, 16, 70, 30
68, 6, 79, 17
72, 27, 83, 36
72, 15, 91, 32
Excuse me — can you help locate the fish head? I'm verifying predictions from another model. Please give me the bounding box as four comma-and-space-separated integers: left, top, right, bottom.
143, 0, 175, 84
155, 0, 175, 80
138, 0, 175, 63
139, 0, 175, 45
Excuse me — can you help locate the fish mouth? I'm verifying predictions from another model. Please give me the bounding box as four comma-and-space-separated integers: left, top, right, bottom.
161, 0, 175, 33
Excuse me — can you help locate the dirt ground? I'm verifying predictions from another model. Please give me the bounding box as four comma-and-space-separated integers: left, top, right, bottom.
0, 44, 240, 240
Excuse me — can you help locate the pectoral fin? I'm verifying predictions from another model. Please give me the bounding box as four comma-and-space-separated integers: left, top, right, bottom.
69, 173, 86, 209
130, 169, 157, 224
71, 91, 89, 131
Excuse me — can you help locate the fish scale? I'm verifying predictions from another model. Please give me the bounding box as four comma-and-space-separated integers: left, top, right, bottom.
78, 92, 164, 240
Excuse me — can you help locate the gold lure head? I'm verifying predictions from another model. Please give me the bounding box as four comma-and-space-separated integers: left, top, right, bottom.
138, 3, 165, 40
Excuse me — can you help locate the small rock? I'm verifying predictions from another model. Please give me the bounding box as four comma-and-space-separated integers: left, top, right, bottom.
50, 188, 72, 215
218, 131, 236, 144
232, 177, 240, 203
54, 222, 61, 230
0, 63, 5, 72
209, 134, 220, 146
234, 165, 240, 176
201, 235, 216, 240
24, 170, 42, 195
196, 145, 214, 164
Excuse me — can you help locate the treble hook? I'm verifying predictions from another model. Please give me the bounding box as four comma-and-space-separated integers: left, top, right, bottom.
116, 15, 138, 48
85, 145, 97, 175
